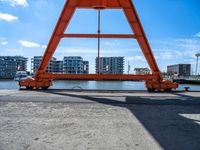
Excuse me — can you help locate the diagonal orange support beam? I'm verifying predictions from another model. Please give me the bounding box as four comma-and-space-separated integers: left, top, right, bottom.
34, 0, 77, 77
118, 0, 162, 79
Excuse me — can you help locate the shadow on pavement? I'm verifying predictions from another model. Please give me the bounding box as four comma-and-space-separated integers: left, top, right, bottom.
39, 90, 200, 150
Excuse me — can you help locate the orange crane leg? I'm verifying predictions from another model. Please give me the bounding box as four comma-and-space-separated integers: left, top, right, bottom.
19, 0, 178, 91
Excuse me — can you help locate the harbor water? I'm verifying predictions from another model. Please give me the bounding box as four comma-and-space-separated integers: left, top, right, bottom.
0, 80, 200, 91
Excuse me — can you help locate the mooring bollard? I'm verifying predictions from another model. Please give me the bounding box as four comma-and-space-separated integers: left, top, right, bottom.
184, 87, 190, 92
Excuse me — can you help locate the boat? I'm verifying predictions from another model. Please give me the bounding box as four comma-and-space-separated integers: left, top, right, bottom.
14, 71, 29, 81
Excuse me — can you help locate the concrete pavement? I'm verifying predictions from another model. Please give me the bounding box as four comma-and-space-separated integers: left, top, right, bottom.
0, 90, 200, 150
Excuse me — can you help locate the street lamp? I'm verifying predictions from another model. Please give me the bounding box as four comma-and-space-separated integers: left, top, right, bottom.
195, 53, 200, 75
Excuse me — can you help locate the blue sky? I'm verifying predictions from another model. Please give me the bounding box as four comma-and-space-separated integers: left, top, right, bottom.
0, 0, 200, 74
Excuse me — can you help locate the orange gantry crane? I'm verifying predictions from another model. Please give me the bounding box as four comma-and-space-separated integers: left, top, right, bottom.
19, 0, 178, 91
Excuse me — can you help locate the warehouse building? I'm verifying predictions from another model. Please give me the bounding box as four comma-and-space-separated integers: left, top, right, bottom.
167, 64, 191, 76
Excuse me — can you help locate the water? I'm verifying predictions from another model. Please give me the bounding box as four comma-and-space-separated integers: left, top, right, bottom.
0, 79, 200, 91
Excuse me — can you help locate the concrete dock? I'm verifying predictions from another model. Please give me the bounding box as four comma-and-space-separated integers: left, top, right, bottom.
0, 90, 200, 150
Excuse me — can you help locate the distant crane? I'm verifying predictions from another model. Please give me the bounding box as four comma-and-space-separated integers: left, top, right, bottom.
195, 53, 200, 75
127, 61, 131, 74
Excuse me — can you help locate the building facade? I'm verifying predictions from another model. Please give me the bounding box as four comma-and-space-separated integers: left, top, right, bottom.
83, 61, 89, 74
55, 60, 63, 73
167, 64, 191, 76
32, 56, 89, 74
32, 56, 63, 73
134, 68, 151, 75
63, 56, 89, 74
96, 57, 124, 74
0, 56, 28, 78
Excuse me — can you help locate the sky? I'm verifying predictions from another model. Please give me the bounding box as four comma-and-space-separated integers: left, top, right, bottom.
0, 0, 200, 74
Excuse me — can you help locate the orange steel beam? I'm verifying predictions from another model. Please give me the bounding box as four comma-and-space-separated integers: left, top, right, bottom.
38, 73, 157, 81
35, 0, 162, 80
61, 34, 137, 38
118, 0, 162, 79
77, 0, 122, 9
34, 0, 77, 78
19, 0, 178, 90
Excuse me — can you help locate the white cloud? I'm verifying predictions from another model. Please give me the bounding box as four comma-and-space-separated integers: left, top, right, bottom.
154, 38, 200, 60
0, 0, 28, 7
104, 41, 115, 46
1, 41, 8, 45
42, 45, 47, 49
9, 48, 22, 54
195, 32, 200, 37
160, 52, 173, 60
0, 12, 18, 22
151, 37, 200, 72
0, 37, 8, 45
18, 40, 40, 48
127, 55, 145, 61
173, 38, 200, 56
56, 47, 122, 54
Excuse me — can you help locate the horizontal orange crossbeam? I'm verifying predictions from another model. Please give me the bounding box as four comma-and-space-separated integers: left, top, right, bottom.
77, 0, 123, 9
61, 34, 136, 39
38, 73, 157, 81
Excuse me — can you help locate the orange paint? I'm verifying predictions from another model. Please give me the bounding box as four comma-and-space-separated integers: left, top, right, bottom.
19, 0, 178, 91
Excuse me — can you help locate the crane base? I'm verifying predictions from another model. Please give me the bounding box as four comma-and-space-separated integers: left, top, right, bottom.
19, 78, 52, 90
19, 77, 178, 91
145, 80, 179, 92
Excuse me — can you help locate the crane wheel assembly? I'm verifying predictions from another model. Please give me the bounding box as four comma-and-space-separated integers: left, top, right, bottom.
19, 0, 178, 91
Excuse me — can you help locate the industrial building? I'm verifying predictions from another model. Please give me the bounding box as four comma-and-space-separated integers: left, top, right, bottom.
96, 57, 124, 74
167, 64, 191, 76
0, 56, 28, 79
63, 56, 89, 74
134, 68, 151, 75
